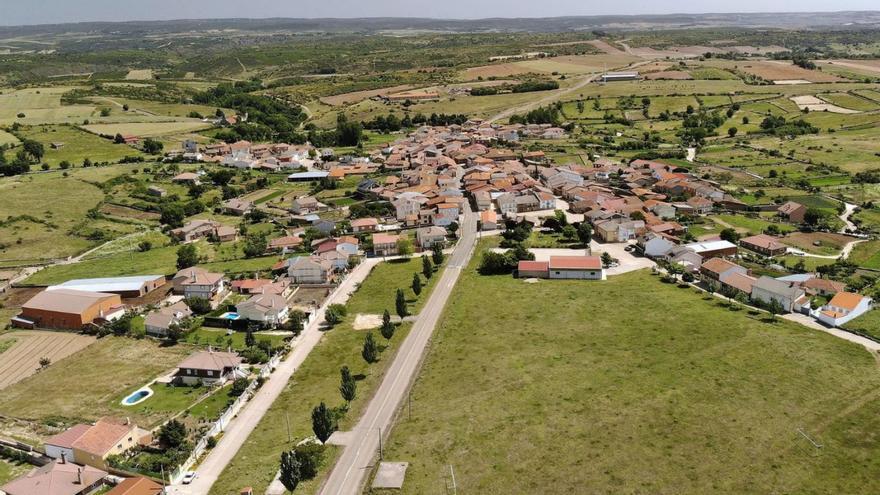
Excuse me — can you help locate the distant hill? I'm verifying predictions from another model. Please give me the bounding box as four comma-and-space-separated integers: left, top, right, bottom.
1, 11, 880, 38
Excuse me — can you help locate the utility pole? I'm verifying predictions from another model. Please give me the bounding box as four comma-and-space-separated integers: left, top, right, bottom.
378, 427, 383, 460
408, 390, 412, 420
285, 411, 291, 443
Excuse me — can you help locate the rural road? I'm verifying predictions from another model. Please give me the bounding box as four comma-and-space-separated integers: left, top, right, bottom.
167, 256, 384, 495
318, 205, 479, 495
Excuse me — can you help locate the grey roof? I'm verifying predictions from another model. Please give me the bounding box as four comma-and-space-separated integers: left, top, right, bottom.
48, 275, 164, 293
288, 171, 329, 180
753, 276, 803, 298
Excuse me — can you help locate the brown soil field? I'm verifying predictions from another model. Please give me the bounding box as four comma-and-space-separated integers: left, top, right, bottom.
0, 330, 96, 389
781, 232, 854, 252
584, 40, 626, 55
824, 59, 880, 76
644, 70, 693, 80
462, 63, 535, 80
319, 84, 417, 106
705, 60, 844, 83
100, 203, 161, 221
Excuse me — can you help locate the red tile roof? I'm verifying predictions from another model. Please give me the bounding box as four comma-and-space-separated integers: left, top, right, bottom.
548, 256, 602, 270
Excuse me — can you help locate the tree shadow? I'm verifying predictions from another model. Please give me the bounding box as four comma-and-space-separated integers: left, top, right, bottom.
353, 373, 367, 381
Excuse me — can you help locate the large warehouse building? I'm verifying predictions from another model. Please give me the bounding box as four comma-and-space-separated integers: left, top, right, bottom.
47, 275, 166, 298
14, 289, 124, 330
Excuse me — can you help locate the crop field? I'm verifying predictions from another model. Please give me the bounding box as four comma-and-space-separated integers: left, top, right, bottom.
699, 60, 845, 83
377, 242, 880, 494
0, 337, 193, 439
462, 53, 639, 79
749, 129, 880, 174
780, 232, 852, 256
848, 240, 880, 269
16, 124, 146, 167
824, 59, 880, 77
82, 120, 212, 138
125, 69, 154, 80
0, 331, 96, 390
819, 92, 880, 112
319, 84, 417, 106
0, 86, 99, 125
643, 70, 692, 80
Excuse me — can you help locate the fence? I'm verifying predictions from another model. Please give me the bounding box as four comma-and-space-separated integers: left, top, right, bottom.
169, 353, 282, 484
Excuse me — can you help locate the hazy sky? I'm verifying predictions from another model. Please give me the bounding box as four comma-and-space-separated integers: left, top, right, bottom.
3, 0, 878, 26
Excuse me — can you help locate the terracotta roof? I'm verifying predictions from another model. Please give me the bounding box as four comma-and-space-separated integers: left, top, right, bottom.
1, 461, 107, 495
350, 218, 378, 227
723, 272, 758, 293
804, 277, 846, 294
106, 477, 163, 495
372, 233, 400, 245
71, 419, 134, 457
701, 258, 742, 275
548, 256, 602, 270
518, 261, 549, 272
778, 201, 805, 215
741, 234, 785, 251
45, 424, 91, 449
827, 292, 868, 311
23, 289, 120, 315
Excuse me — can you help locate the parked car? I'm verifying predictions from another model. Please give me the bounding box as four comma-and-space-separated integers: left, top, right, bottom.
182, 472, 197, 484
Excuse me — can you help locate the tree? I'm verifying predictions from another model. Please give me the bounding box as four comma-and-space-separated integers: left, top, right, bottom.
719, 228, 740, 243
22, 139, 44, 162
311, 402, 335, 443
706, 280, 717, 297
576, 222, 592, 247
245, 329, 256, 348
804, 208, 822, 226
279, 450, 302, 492
143, 138, 163, 154
339, 366, 357, 403
448, 221, 460, 237
176, 243, 198, 269
242, 234, 267, 258
767, 298, 784, 321
728, 127, 738, 137
395, 288, 408, 318
114, 133, 125, 144
422, 256, 433, 279
287, 310, 305, 334
230, 377, 250, 396
325, 304, 347, 326
411, 272, 422, 296
601, 252, 614, 268
562, 224, 577, 241
137, 240, 152, 252
431, 243, 445, 265
160, 203, 185, 228
38, 357, 51, 369
380, 309, 395, 340
396, 237, 413, 258
184, 296, 211, 315
159, 419, 187, 449
362, 332, 378, 364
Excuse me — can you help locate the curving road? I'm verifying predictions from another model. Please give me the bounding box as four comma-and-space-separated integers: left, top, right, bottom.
318, 205, 478, 495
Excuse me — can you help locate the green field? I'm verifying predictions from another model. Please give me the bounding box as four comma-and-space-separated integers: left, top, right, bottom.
16, 124, 146, 167
377, 242, 880, 494
184, 327, 291, 350
848, 240, 880, 269
82, 120, 212, 138
0, 458, 31, 485
0, 337, 193, 436
346, 257, 446, 316
711, 213, 795, 235
842, 309, 880, 341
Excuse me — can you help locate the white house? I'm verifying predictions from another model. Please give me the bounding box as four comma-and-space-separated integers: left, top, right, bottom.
287, 256, 330, 284
416, 226, 447, 249
496, 193, 517, 217
236, 293, 290, 326
639, 234, 675, 259
750, 276, 805, 313
815, 292, 872, 327
547, 256, 605, 280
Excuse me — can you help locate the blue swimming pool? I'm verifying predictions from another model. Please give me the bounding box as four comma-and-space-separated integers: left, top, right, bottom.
219, 312, 241, 320
121, 387, 153, 406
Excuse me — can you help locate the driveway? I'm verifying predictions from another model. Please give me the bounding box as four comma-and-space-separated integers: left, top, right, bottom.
494, 241, 654, 276
783, 313, 880, 352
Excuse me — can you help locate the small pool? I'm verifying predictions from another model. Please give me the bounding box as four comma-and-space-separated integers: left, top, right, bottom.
121, 387, 153, 406
219, 312, 241, 320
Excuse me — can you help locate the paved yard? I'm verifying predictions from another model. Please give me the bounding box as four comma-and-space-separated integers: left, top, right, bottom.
495, 241, 654, 276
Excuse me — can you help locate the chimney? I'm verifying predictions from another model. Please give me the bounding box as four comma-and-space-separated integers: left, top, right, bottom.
125, 416, 130, 426
60, 452, 66, 464
76, 467, 83, 485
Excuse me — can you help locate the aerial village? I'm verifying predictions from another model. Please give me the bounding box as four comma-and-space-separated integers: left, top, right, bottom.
0, 117, 873, 494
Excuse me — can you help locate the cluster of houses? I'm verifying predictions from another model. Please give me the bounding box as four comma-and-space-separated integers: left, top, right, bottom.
699, 257, 872, 326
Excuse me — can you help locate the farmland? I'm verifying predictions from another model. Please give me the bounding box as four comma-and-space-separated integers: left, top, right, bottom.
378, 243, 880, 494
15, 124, 146, 167
0, 330, 96, 389
0, 337, 193, 441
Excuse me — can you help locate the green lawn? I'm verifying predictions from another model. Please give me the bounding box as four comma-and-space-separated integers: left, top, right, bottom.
711, 214, 795, 235
113, 382, 219, 428
842, 309, 880, 341
848, 240, 880, 269
0, 458, 31, 485
376, 241, 880, 494
184, 327, 291, 351
346, 257, 446, 315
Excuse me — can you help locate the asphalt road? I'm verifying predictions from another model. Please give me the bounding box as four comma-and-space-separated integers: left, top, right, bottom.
318, 205, 478, 495
167, 257, 383, 495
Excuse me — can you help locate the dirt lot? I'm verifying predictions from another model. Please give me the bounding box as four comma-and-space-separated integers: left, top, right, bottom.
319, 84, 417, 106
288, 286, 330, 310
462, 63, 535, 80
781, 232, 854, 254
0, 330, 96, 389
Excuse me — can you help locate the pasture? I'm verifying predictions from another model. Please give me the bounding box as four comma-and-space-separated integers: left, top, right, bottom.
15, 124, 146, 167
377, 242, 880, 494
82, 120, 212, 138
